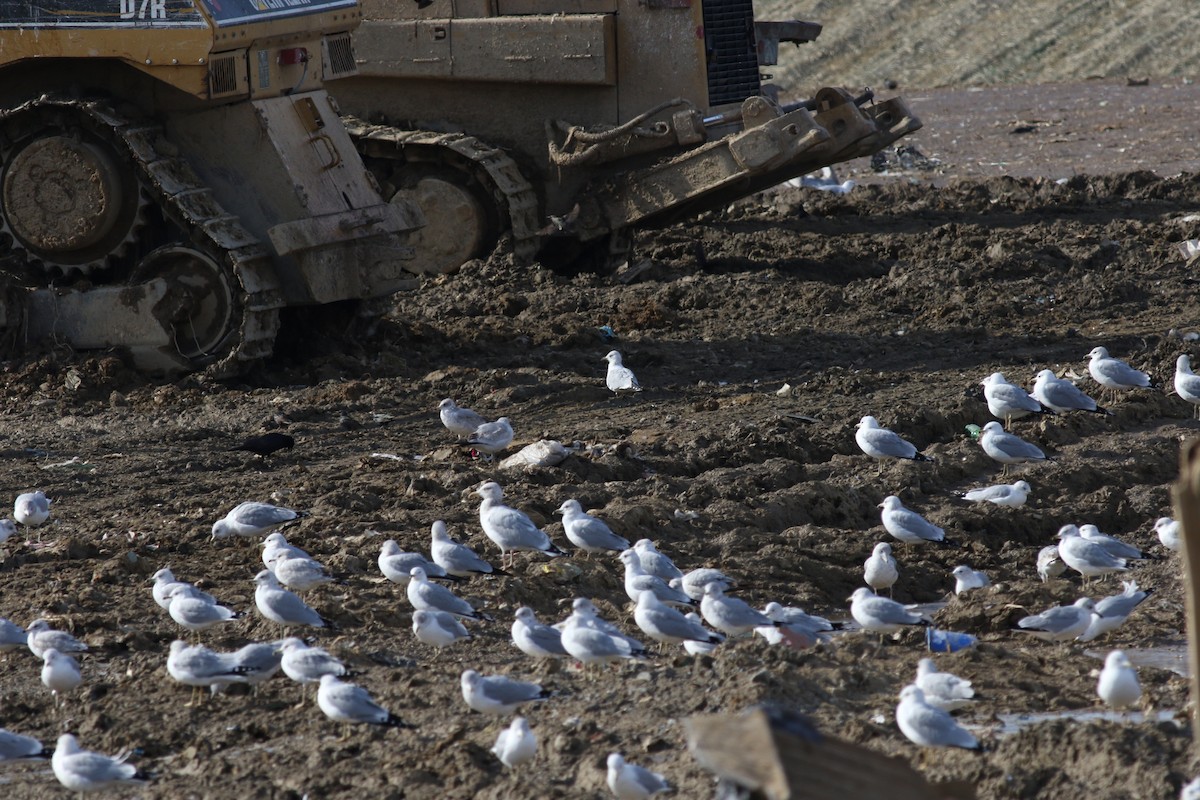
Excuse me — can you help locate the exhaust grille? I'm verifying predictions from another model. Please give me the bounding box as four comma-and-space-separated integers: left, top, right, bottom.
323, 33, 358, 78
702, 0, 760, 107
208, 54, 240, 98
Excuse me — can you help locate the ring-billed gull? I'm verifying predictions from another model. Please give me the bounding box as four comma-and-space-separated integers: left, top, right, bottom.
1078, 524, 1145, 561
1154, 517, 1180, 552
557, 499, 630, 555
261, 532, 311, 569
1088, 346, 1153, 401
167, 640, 247, 704
407, 567, 493, 621
492, 717, 537, 769
560, 605, 647, 668
981, 372, 1051, 428
0, 618, 26, 653
0, 518, 14, 544
26, 619, 87, 659
855, 416, 932, 463
278, 638, 355, 704
1031, 369, 1108, 415
620, 550, 695, 608
379, 539, 457, 586
634, 593, 722, 647
317, 674, 412, 730
41, 648, 82, 708
879, 496, 944, 546
468, 417, 515, 458
979, 421, 1052, 469
606, 752, 670, 799
849, 588, 930, 637
1015, 598, 1097, 642
0, 729, 50, 761
460, 669, 550, 715
1056, 525, 1127, 583
895, 685, 980, 749
864, 542, 899, 596
603, 351, 642, 394
700, 582, 778, 636
1097, 650, 1141, 709
476, 482, 565, 566
679, 568, 734, 601
14, 490, 50, 531
1078, 580, 1153, 641
685, 613, 725, 654
413, 609, 471, 648
914, 658, 975, 712
227, 641, 285, 689
431, 520, 498, 577
632, 540, 683, 582
151, 568, 215, 610
512, 606, 569, 660
52, 734, 148, 792
254, 570, 328, 628
168, 586, 242, 635
271, 551, 334, 592
439, 398, 489, 439
951, 565, 990, 595
1037, 544, 1067, 582
212, 501, 305, 540
1174, 355, 1200, 418
753, 602, 836, 648
960, 480, 1031, 508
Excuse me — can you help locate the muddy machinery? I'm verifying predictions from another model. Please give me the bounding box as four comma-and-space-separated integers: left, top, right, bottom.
334, 0, 922, 268
0, 0, 470, 373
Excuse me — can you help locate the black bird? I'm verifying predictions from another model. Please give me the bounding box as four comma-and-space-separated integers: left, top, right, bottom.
229, 432, 295, 458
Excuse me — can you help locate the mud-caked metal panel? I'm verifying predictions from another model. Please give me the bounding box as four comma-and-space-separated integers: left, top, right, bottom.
353, 19, 453, 78
497, 0, 615, 15
615, 0, 707, 120
452, 16, 613, 84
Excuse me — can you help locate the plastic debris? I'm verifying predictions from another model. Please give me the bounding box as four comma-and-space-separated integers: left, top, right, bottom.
926, 627, 977, 653
499, 440, 571, 470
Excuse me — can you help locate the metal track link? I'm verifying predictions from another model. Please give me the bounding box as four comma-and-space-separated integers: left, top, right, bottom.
344, 119, 541, 261
0, 96, 284, 375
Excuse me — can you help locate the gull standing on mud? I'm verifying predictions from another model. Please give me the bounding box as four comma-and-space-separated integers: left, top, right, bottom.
557, 498, 630, 555
854, 416, 932, 463
560, 602, 647, 667
679, 568, 734, 601
863, 542, 899, 596
41, 648, 82, 708
879, 496, 945, 546
407, 567, 492, 621
270, 551, 334, 592
254, 570, 328, 628
603, 350, 642, 394
1014, 598, 1097, 642
1078, 580, 1153, 641
1031, 368, 1108, 415
607, 752, 671, 799
981, 372, 1051, 427
848, 588, 930, 637
151, 568, 216, 610
895, 686, 980, 750
14, 490, 50, 532
1097, 650, 1141, 709
1087, 346, 1153, 401
1174, 355, 1200, 417
0, 618, 26, 653
476, 481, 565, 566
412, 609, 471, 649
430, 520, 497, 577
261, 533, 311, 568
52, 734, 148, 793
979, 421, 1052, 471
26, 619, 87, 659
1056, 525, 1128, 583
633, 593, 722, 648
460, 669, 550, 715
1154, 517, 1180, 552
914, 658, 975, 711
511, 606, 569, 660
700, 582, 778, 636
951, 565, 990, 595
439, 398, 489, 439
167, 585, 242, 636
754, 602, 836, 648
279, 638, 355, 703
467, 416, 515, 458
632, 539, 683, 582
1079, 524, 1146, 561
0, 729, 49, 762
378, 539, 455, 586
492, 717, 537, 769
211, 501, 305, 540
317, 674, 412, 730
960, 480, 1031, 507
1037, 545, 1067, 582
167, 640, 248, 700
620, 550, 695, 607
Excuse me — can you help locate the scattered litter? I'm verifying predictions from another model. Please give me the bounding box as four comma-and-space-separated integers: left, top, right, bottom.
964, 424, 982, 441
596, 325, 616, 341
673, 509, 700, 521
369, 452, 406, 461
64, 369, 82, 391
499, 440, 571, 470
615, 260, 653, 284
40, 456, 93, 472
776, 383, 792, 396
1177, 239, 1200, 264
784, 413, 819, 424
926, 627, 977, 653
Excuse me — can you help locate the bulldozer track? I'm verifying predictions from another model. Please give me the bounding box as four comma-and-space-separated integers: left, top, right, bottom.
0, 96, 283, 375
344, 120, 542, 262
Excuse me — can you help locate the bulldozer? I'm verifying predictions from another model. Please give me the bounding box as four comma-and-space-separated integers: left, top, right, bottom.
331, 0, 922, 269
0, 0, 469, 374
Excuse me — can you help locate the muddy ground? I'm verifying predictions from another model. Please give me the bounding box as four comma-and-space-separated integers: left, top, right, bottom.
2, 90, 1200, 798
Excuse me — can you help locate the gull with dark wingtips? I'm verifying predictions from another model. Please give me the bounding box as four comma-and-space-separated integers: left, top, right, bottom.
855, 416, 932, 463
431, 520, 497, 577
476, 481, 564, 566
1032, 369, 1108, 415
460, 669, 550, 715
439, 398, 489, 439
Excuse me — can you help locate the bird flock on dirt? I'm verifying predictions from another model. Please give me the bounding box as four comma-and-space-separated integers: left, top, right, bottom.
0, 343, 1197, 795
